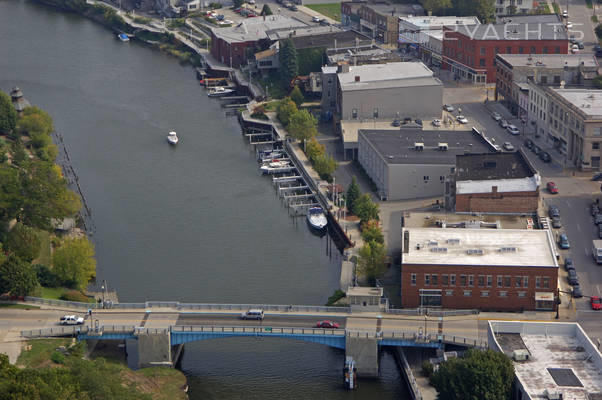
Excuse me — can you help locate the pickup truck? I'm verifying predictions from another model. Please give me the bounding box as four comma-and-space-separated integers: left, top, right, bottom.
59, 315, 84, 325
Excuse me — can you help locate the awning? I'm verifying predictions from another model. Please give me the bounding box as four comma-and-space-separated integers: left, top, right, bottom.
535, 292, 554, 301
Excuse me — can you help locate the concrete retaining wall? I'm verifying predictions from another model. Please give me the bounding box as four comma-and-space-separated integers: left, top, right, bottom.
345, 336, 378, 377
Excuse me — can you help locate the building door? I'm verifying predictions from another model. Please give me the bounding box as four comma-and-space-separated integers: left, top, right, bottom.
419, 289, 442, 307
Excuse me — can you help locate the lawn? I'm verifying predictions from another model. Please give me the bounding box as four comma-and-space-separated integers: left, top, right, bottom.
306, 3, 341, 22
35, 229, 51, 267
40, 286, 66, 300
17, 338, 71, 368
0, 303, 40, 310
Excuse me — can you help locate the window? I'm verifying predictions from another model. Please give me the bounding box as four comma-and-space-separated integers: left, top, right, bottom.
479, 58, 485, 67
480, 46, 485, 55
442, 275, 449, 285
499, 291, 508, 298
460, 275, 467, 286
536, 277, 541, 288
425, 274, 430, 285
495, 46, 499, 54
504, 276, 511, 287
352, 109, 358, 119
518, 46, 523, 54
445, 290, 453, 296
530, 46, 536, 53
554, 75, 561, 84
450, 274, 456, 286
517, 291, 526, 298
497, 276, 503, 287
542, 277, 550, 289
523, 276, 528, 288
506, 46, 512, 54
555, 46, 560, 54
594, 142, 600, 150
431, 274, 438, 285
440, 176, 445, 182
481, 290, 490, 297
543, 46, 548, 54
463, 290, 472, 297
411, 273, 416, 285
478, 275, 485, 287
423, 176, 430, 181
541, 76, 548, 84
373, 108, 379, 118
487, 275, 492, 287
515, 276, 522, 287
468, 275, 474, 287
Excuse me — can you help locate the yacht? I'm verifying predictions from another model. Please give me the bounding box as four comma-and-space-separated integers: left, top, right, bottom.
207, 86, 234, 97
117, 33, 130, 42
307, 207, 328, 231
166, 131, 178, 145
260, 159, 291, 173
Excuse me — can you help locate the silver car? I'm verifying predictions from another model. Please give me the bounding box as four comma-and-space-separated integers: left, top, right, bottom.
507, 125, 520, 135
491, 112, 502, 121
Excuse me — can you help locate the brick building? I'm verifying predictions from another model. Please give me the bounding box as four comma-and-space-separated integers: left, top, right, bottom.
400, 228, 558, 311
442, 15, 569, 84
446, 151, 540, 214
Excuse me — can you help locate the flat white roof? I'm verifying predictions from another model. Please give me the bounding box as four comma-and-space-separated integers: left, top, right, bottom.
456, 176, 540, 194
399, 16, 480, 30
551, 88, 602, 118
402, 228, 558, 267
337, 62, 441, 91
212, 15, 305, 43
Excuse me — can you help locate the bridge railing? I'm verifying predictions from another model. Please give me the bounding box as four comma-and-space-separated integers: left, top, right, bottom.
172, 325, 346, 336
24, 296, 101, 309
386, 308, 480, 317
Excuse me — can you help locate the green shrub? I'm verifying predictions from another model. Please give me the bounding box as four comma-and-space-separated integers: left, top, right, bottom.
325, 289, 346, 306
35, 264, 61, 288
133, 16, 151, 24
59, 290, 90, 303
593, 15, 599, 23
50, 351, 65, 364
422, 360, 434, 377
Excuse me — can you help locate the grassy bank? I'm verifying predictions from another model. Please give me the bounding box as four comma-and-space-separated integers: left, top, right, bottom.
306, 3, 341, 21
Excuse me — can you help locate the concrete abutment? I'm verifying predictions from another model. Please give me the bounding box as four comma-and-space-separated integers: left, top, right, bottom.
345, 336, 379, 378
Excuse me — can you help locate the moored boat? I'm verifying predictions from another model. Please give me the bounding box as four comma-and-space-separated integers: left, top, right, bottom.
167, 131, 178, 145
307, 206, 328, 231
207, 86, 234, 97
260, 159, 291, 173
118, 33, 130, 42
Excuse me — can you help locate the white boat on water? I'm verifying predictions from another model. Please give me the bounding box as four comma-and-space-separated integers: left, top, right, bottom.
207, 86, 234, 97
167, 131, 178, 145
260, 159, 291, 173
307, 207, 328, 230
118, 33, 130, 42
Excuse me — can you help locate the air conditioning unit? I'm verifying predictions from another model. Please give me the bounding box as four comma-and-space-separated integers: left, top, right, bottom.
544, 389, 562, 400
512, 349, 530, 361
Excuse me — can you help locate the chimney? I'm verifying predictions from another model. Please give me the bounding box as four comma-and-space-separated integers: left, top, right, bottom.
403, 230, 410, 253
492, 186, 498, 193
355, 75, 360, 82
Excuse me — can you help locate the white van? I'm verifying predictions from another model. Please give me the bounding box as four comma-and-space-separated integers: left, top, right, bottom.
241, 309, 264, 320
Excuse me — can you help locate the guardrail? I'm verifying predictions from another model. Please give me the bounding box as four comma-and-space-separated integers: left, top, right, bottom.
173, 325, 346, 336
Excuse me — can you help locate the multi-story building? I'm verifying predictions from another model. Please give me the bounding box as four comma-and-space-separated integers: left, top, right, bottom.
358, 128, 494, 200
447, 152, 540, 214
442, 15, 569, 84
529, 87, 602, 170
400, 227, 558, 311
398, 16, 480, 53
496, 54, 599, 116
341, 1, 423, 45
492, 0, 535, 16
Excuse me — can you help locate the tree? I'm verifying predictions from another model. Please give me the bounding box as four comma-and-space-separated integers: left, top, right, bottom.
276, 97, 298, 126
16, 106, 54, 138
0, 164, 22, 228
305, 136, 325, 162
596, 23, 602, 39
346, 176, 361, 213
279, 38, 298, 83
353, 194, 379, 224
52, 237, 96, 290
290, 86, 304, 107
287, 109, 317, 141
421, 0, 452, 14
0, 254, 39, 296
4, 222, 41, 263
361, 220, 384, 244
313, 153, 337, 182
431, 349, 514, 400
357, 240, 387, 284
506, 4, 517, 14
0, 91, 16, 135
594, 75, 602, 89
260, 3, 272, 15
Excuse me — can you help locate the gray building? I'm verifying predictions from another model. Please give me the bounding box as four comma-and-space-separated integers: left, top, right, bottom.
358, 128, 495, 200
336, 61, 443, 121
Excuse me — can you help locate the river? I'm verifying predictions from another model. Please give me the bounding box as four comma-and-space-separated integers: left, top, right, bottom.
0, 1, 409, 398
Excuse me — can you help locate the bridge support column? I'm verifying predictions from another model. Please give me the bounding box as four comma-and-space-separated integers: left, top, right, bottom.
137, 331, 172, 369
345, 336, 379, 378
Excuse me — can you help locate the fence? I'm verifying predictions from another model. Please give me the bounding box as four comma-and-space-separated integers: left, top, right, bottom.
386, 308, 480, 317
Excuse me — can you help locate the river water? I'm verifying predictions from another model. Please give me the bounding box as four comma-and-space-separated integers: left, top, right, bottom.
0, 1, 409, 398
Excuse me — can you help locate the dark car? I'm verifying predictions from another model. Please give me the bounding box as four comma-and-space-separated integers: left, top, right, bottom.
524, 139, 534, 149
548, 205, 560, 218
415, 118, 423, 126
392, 119, 401, 127
564, 258, 574, 271
403, 117, 412, 124
319, 19, 330, 26
572, 284, 583, 298
539, 152, 551, 163
316, 320, 340, 329
558, 233, 570, 249
592, 173, 602, 181
576, 41, 584, 50
290, 5, 298, 10
596, 44, 602, 56
567, 269, 579, 285
591, 203, 600, 215
531, 145, 541, 155
595, 214, 602, 225
598, 225, 602, 239
552, 217, 562, 229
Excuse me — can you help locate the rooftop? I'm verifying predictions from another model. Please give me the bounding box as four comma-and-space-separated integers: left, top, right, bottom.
402, 228, 558, 267
275, 28, 371, 50
489, 321, 602, 400
497, 54, 598, 69
338, 61, 441, 91
455, 152, 537, 181
326, 44, 400, 64
360, 2, 423, 17
359, 128, 493, 165
399, 15, 480, 30
550, 88, 602, 117
211, 15, 306, 43
450, 14, 568, 41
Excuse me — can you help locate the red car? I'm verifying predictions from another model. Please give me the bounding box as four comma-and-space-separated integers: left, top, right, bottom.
592, 296, 602, 310
547, 182, 559, 194
316, 320, 340, 329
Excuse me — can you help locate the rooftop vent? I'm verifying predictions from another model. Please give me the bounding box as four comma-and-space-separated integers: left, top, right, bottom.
428, 240, 438, 246
430, 247, 447, 253
446, 238, 460, 244
500, 247, 517, 253
483, 161, 497, 168
467, 249, 484, 255
512, 349, 530, 361
438, 143, 448, 151
354, 75, 360, 82
414, 143, 424, 151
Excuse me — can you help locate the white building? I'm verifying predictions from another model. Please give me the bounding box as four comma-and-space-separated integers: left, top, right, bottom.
493, 0, 536, 16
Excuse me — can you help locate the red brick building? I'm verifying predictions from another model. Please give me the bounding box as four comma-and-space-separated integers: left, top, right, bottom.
448, 152, 540, 214
442, 14, 569, 84
400, 228, 558, 311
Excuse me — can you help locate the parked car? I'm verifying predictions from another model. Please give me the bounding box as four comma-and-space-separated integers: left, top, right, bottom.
567, 21, 573, 30
59, 315, 84, 325
503, 142, 514, 151
576, 41, 584, 50
552, 217, 562, 229
567, 269, 579, 285
506, 125, 520, 135
546, 182, 559, 194
499, 119, 509, 128
594, 213, 602, 225
592, 172, 602, 181
598, 224, 602, 239
432, 119, 441, 127
319, 19, 330, 26
548, 205, 560, 218
456, 115, 468, 124
562, 10, 568, 18
316, 320, 340, 329
290, 5, 298, 11
591, 203, 600, 215
564, 258, 574, 271
524, 139, 534, 149
443, 104, 454, 112
312, 16, 321, 22
591, 296, 602, 310
595, 44, 602, 57
392, 119, 401, 127
403, 117, 412, 124
571, 44, 579, 54
539, 151, 551, 162
572, 284, 583, 298
558, 233, 570, 249
415, 118, 423, 126
491, 111, 502, 121
531, 145, 541, 155
247, 0, 255, 4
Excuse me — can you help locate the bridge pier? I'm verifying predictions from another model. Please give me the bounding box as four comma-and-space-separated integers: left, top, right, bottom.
345, 336, 379, 378
136, 331, 172, 369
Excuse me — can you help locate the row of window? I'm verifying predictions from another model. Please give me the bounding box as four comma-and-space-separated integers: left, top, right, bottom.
411, 274, 551, 289
439, 289, 529, 298
446, 44, 563, 66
